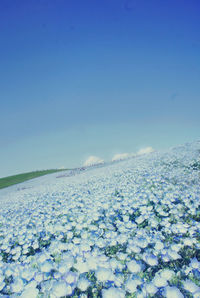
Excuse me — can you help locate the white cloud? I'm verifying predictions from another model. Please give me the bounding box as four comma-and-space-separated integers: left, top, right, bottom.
137, 146, 154, 155
58, 166, 65, 169
83, 156, 104, 167
111, 147, 154, 162
112, 153, 130, 162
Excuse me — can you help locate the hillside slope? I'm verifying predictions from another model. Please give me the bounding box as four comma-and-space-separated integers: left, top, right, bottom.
0, 141, 200, 297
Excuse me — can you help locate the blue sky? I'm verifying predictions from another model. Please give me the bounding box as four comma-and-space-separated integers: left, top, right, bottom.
0, 0, 200, 177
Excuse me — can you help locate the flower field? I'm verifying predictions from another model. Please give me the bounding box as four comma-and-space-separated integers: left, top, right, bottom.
0, 141, 200, 297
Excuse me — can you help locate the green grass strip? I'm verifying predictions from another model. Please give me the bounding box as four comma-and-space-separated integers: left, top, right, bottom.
0, 169, 68, 190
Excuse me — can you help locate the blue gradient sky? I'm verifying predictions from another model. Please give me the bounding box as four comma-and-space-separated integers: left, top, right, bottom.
0, 0, 200, 177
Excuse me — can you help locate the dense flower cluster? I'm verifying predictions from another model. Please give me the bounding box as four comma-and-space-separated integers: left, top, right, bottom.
0, 141, 200, 297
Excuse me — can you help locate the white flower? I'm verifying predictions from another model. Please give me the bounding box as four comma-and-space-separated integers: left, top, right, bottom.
136, 237, 148, 248
143, 253, 158, 266
20, 287, 39, 298
34, 273, 44, 283
117, 253, 127, 261
128, 245, 141, 254
5, 268, 13, 276
74, 261, 88, 273
145, 282, 158, 295
171, 243, 181, 252
102, 287, 125, 298
161, 253, 170, 262
127, 260, 141, 274
67, 231, 73, 239
135, 216, 145, 224
58, 264, 68, 274
193, 290, 200, 298
11, 278, 24, 293
168, 249, 181, 260
80, 243, 91, 252
38, 253, 48, 263
96, 267, 114, 282
0, 281, 5, 291
114, 274, 124, 287
21, 268, 35, 281
62, 255, 74, 269
63, 271, 77, 284
87, 256, 98, 270
164, 286, 184, 298
26, 280, 38, 289
40, 261, 53, 273
160, 269, 175, 280
190, 258, 200, 270
77, 278, 90, 291
73, 237, 81, 244
154, 241, 164, 250
183, 279, 200, 294
136, 291, 147, 298
125, 278, 141, 293
153, 275, 168, 287
32, 241, 39, 249
110, 258, 119, 270
79, 294, 88, 298
183, 238, 194, 246
51, 281, 72, 297
123, 215, 129, 222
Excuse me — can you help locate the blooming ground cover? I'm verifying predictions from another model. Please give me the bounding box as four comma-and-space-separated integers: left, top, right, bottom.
0, 141, 200, 298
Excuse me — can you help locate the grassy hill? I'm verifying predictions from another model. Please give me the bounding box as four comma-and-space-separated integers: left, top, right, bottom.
0, 169, 68, 190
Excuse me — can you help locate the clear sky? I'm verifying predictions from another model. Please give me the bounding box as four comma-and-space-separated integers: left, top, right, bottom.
0, 0, 200, 177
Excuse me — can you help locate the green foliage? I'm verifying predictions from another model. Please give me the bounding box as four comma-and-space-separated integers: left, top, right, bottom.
86, 271, 97, 283
190, 161, 200, 170
129, 209, 141, 222
189, 272, 200, 287
0, 169, 68, 189
126, 293, 137, 298
138, 219, 149, 228
105, 244, 126, 257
